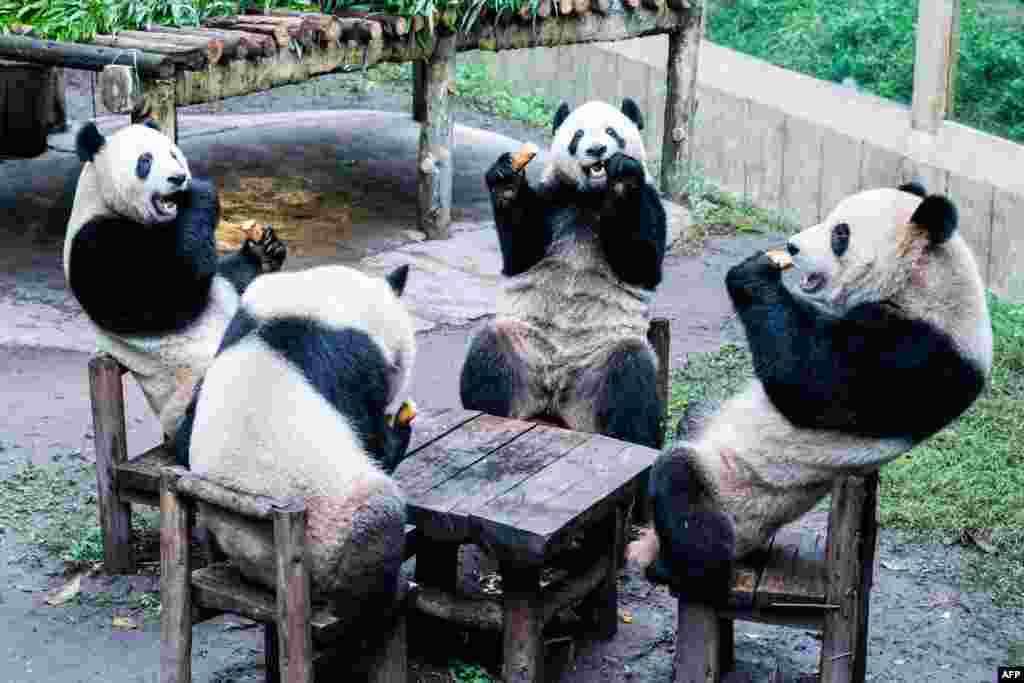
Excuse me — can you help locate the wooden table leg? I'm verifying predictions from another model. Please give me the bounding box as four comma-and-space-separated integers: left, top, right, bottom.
674, 599, 720, 683
501, 565, 544, 683
414, 540, 460, 595
718, 618, 735, 673
159, 469, 191, 683
586, 508, 622, 640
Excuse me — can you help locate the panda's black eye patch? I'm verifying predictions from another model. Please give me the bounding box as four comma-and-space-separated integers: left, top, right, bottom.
568, 129, 584, 156
606, 126, 625, 149
136, 152, 153, 180
831, 222, 850, 257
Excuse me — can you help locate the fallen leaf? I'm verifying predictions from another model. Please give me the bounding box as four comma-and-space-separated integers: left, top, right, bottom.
112, 616, 138, 630
45, 573, 83, 606
619, 609, 633, 624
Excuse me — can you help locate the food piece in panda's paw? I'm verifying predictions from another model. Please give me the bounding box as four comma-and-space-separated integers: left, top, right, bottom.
396, 399, 418, 427
765, 249, 794, 270
510, 142, 539, 173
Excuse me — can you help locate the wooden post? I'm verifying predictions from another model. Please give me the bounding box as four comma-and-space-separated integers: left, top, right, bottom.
591, 508, 622, 640
273, 501, 313, 683
88, 354, 135, 575
853, 472, 880, 683
910, 0, 960, 134
159, 468, 191, 683
819, 475, 869, 683
412, 59, 427, 122
673, 601, 720, 683
416, 31, 457, 240
0, 60, 53, 158
647, 317, 671, 449
660, 3, 704, 203
47, 67, 67, 132
135, 78, 179, 144
366, 613, 408, 683
501, 565, 544, 683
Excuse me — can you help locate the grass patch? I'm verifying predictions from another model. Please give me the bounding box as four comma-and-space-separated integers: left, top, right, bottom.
667, 293, 1024, 607
0, 461, 158, 566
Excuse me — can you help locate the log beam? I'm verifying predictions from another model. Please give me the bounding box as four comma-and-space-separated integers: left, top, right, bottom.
0, 34, 175, 78
660, 2, 703, 203
910, 0, 960, 133
416, 32, 457, 240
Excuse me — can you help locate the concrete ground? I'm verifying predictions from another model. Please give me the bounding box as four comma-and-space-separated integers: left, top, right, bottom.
0, 71, 1019, 683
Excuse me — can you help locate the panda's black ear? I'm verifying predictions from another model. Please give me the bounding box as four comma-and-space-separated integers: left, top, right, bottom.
140, 118, 161, 132
552, 102, 571, 134
622, 98, 644, 131
911, 195, 958, 245
898, 181, 927, 198
386, 264, 410, 297
76, 122, 106, 162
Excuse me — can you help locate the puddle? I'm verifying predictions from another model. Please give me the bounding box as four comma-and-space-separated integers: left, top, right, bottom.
214, 175, 370, 259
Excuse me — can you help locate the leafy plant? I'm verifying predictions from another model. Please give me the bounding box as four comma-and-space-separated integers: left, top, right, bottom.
449, 659, 495, 683
706, 0, 1024, 143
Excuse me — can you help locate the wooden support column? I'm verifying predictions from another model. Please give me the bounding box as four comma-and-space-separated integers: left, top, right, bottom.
501, 565, 544, 683
910, 0, 960, 134
159, 468, 191, 683
853, 472, 880, 683
819, 475, 870, 683
416, 31, 457, 240
88, 355, 135, 575
273, 501, 313, 683
660, 3, 704, 203
674, 601, 720, 683
135, 78, 179, 144
412, 59, 427, 122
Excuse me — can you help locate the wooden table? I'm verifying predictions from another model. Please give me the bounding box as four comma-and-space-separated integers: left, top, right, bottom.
394, 407, 661, 683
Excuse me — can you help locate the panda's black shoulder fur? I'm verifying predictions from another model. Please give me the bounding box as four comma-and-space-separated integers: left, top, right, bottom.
726, 252, 986, 443
175, 309, 410, 473
69, 177, 220, 336
488, 163, 666, 289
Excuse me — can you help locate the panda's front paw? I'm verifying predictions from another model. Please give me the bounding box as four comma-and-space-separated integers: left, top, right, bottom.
725, 252, 782, 307
605, 153, 645, 198
246, 226, 287, 273
485, 152, 525, 208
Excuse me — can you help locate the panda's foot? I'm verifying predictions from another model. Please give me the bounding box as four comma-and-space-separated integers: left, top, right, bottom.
245, 226, 287, 273
485, 152, 525, 209
604, 152, 645, 199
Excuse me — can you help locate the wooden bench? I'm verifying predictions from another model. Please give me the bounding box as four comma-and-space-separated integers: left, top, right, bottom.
158, 465, 414, 683
670, 405, 881, 683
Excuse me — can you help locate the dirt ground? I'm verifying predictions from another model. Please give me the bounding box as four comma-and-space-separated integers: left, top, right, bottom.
0, 67, 1019, 683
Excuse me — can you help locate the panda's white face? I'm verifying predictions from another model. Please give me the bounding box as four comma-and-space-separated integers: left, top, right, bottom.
545, 100, 648, 192
90, 123, 192, 225
784, 188, 923, 314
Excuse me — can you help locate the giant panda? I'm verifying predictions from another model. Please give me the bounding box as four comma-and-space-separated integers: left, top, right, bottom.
459, 99, 668, 448
173, 262, 417, 647
63, 120, 286, 440
627, 182, 993, 602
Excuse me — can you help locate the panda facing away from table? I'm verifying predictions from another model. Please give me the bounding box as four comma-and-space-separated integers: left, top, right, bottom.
627, 182, 993, 602
459, 99, 668, 448
63, 120, 286, 440
174, 263, 417, 646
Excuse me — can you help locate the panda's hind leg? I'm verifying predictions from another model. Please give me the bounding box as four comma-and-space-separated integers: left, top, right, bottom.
560, 338, 662, 449
646, 446, 736, 604
459, 320, 545, 419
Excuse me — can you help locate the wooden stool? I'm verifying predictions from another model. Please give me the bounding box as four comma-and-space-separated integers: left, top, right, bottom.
158, 466, 415, 683
672, 472, 881, 683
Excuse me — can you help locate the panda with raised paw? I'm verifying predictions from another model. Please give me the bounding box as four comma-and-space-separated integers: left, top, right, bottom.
174, 263, 417, 647
459, 99, 668, 448
628, 182, 993, 602
63, 120, 286, 440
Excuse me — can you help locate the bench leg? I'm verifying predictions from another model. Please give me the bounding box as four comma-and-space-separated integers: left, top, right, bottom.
501, 565, 544, 683
159, 470, 192, 683
414, 541, 460, 595
265, 623, 281, 683
366, 612, 408, 683
89, 355, 136, 575
674, 600, 720, 683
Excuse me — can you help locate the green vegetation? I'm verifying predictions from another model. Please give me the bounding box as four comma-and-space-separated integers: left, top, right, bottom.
668, 293, 1024, 607
0, 460, 157, 566
448, 659, 496, 683
706, 0, 1024, 144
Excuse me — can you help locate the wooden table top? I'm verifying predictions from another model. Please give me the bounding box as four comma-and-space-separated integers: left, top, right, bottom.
392, 408, 661, 567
